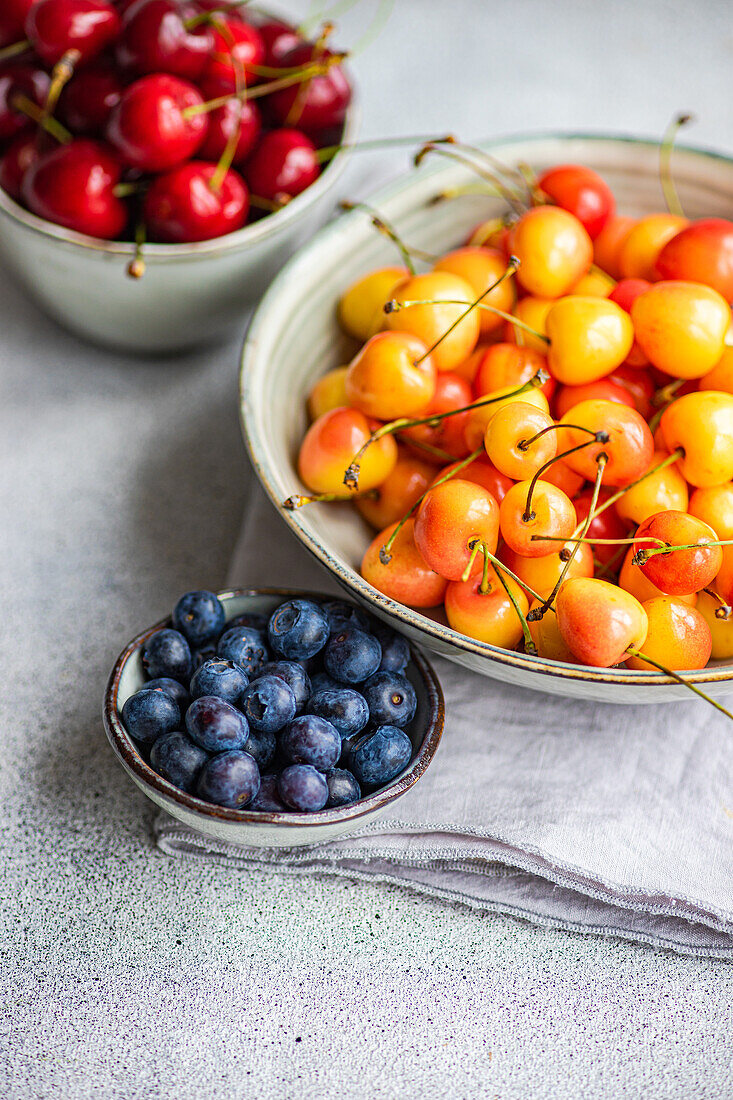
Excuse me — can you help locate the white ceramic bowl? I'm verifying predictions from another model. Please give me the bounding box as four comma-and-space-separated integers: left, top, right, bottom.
0, 105, 358, 353
241, 132, 733, 705
103, 588, 444, 848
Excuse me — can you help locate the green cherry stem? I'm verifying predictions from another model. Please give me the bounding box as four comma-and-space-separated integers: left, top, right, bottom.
283, 489, 377, 510
659, 112, 693, 218
384, 297, 550, 345
414, 142, 526, 213
11, 93, 71, 144
315, 133, 455, 165
633, 537, 733, 565
625, 647, 733, 722
521, 435, 608, 523
492, 558, 538, 654
703, 588, 732, 620
0, 39, 31, 62
394, 434, 456, 463
338, 201, 437, 271
182, 56, 348, 118
569, 448, 685, 539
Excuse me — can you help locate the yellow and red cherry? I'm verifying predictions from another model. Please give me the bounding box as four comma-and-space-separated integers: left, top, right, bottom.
338, 266, 408, 342
634, 511, 723, 596
509, 206, 592, 297
559, 399, 654, 486
573, 487, 630, 566
631, 281, 730, 379
537, 163, 615, 240
434, 455, 513, 503
356, 449, 434, 530
307, 366, 348, 420
433, 246, 515, 335
699, 346, 733, 395
298, 406, 397, 495
464, 384, 550, 452
361, 518, 447, 608
655, 218, 733, 301
503, 296, 555, 353
607, 278, 650, 367
499, 479, 576, 558
385, 271, 480, 371
344, 331, 436, 420
484, 402, 556, 480
444, 568, 529, 649
501, 540, 594, 599
414, 479, 499, 581
606, 364, 655, 418
570, 268, 616, 297
614, 450, 688, 526
618, 213, 688, 280
554, 379, 634, 420
689, 482, 733, 541
660, 390, 733, 487
400, 372, 473, 462
546, 296, 634, 385
527, 600, 578, 662
715, 546, 733, 605
618, 547, 696, 606
593, 215, 636, 278
697, 589, 733, 659
473, 342, 555, 401
556, 578, 648, 666
625, 597, 711, 671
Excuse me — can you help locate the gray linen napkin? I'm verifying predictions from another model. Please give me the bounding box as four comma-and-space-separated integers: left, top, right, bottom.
155, 467, 733, 959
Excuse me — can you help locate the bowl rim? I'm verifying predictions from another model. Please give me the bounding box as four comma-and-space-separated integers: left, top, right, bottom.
239, 130, 733, 689
0, 97, 359, 260
102, 586, 445, 828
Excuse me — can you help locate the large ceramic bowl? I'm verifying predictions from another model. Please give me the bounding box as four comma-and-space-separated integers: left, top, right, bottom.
0, 105, 358, 353
241, 132, 733, 704
103, 588, 444, 847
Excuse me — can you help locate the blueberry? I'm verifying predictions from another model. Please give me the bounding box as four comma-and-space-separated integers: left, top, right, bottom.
226, 611, 268, 633
339, 732, 362, 767
278, 764, 328, 812
185, 696, 249, 753
309, 671, 341, 695
260, 660, 311, 712
172, 590, 226, 648
149, 731, 208, 793
196, 751, 260, 808
306, 688, 368, 739
144, 677, 191, 712
322, 599, 370, 635
323, 628, 381, 685
217, 626, 269, 678
267, 598, 329, 660
326, 768, 362, 807
361, 671, 417, 728
248, 773, 286, 812
280, 714, 341, 771
350, 725, 413, 787
240, 675, 296, 733
190, 658, 249, 706
191, 643, 218, 671
244, 729, 277, 772
121, 688, 180, 747
142, 628, 192, 683
373, 626, 410, 673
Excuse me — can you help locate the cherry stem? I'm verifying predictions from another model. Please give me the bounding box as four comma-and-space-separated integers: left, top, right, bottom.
660, 112, 693, 218
44, 49, 81, 121
521, 435, 607, 523
570, 448, 684, 537
413, 257, 519, 367
184, 2, 252, 30
284, 21, 333, 128
517, 422, 595, 452
378, 446, 483, 564
535, 535, 656, 547
626, 646, 733, 722
250, 193, 288, 212
633, 537, 733, 565
344, 377, 545, 491
491, 555, 538, 654
315, 133, 455, 165
415, 142, 526, 213
338, 201, 437, 272
449, 140, 531, 195
11, 93, 71, 145
0, 38, 30, 61
652, 377, 685, 408
593, 544, 627, 580
283, 490, 376, 510
527, 453, 607, 622
183, 56, 348, 117
394, 433, 455, 463
385, 297, 549, 344
209, 22, 247, 193
126, 220, 146, 280
113, 181, 143, 198
460, 537, 483, 583
482, 549, 547, 606
703, 588, 732, 620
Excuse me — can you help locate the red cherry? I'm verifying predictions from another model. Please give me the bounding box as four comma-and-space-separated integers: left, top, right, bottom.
22, 138, 128, 239
0, 0, 34, 48
654, 218, 733, 302
0, 63, 50, 141
143, 162, 249, 242
25, 0, 122, 68
196, 97, 261, 164
244, 128, 319, 203
201, 18, 265, 95
117, 0, 214, 80
537, 163, 615, 240
267, 41, 351, 135
257, 18, 300, 66
58, 59, 123, 134
106, 73, 208, 172
0, 126, 39, 200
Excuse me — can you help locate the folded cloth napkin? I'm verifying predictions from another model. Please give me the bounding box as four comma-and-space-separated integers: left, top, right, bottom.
155, 465, 733, 959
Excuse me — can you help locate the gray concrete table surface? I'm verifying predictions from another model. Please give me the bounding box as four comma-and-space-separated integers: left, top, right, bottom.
2, 2, 732, 1097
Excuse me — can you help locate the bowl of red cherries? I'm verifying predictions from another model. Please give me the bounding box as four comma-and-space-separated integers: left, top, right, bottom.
0, 1, 356, 352
103, 587, 444, 847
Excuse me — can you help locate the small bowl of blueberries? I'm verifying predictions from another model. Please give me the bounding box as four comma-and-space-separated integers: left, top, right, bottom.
103, 588, 444, 847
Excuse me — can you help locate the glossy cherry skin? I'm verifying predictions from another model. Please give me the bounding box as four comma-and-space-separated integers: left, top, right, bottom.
400, 371, 472, 462
267, 41, 351, 135
618, 214, 688, 281
546, 295, 634, 385
696, 590, 733, 660
385, 271, 480, 372
356, 448, 434, 531
618, 547, 697, 606
414, 478, 499, 581
106, 74, 208, 172
361, 518, 447, 608
593, 215, 636, 279
298, 407, 397, 495
433, 455, 513, 504
501, 541, 594, 601
0, 64, 51, 142
509, 206, 592, 298
607, 277, 649, 368
606, 364, 655, 418
484, 402, 555, 480
473, 343, 555, 402
0, 127, 38, 199
338, 266, 408, 343
699, 346, 733, 395
631, 281, 730, 380
0, 0, 34, 46
118, 0, 213, 80
197, 97, 261, 164
554, 379, 634, 420
689, 483, 733, 542
244, 128, 319, 203
655, 218, 733, 302
573, 487, 630, 567
445, 568, 529, 649
433, 246, 516, 335
634, 511, 723, 596
22, 138, 127, 239
58, 59, 123, 134
537, 163, 615, 240
626, 597, 711, 672
345, 331, 435, 420
499, 479, 577, 558
660, 391, 733, 488
614, 450, 688, 527
306, 366, 347, 421
556, 578, 648, 667
559, 399, 654, 487
143, 162, 249, 242
257, 18, 301, 66
26, 0, 122, 67
201, 18, 265, 95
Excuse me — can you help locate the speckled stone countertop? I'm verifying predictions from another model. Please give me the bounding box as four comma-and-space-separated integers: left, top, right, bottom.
2, 3, 733, 1096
